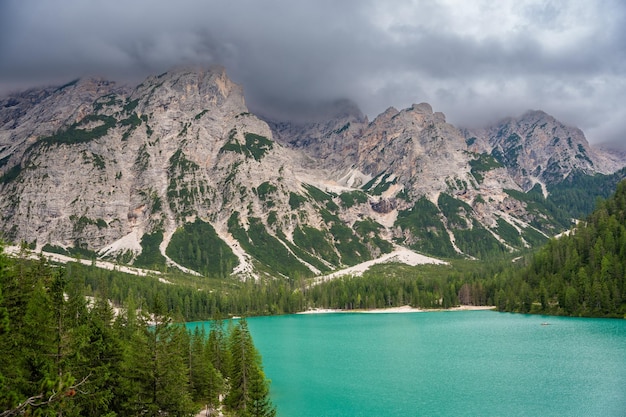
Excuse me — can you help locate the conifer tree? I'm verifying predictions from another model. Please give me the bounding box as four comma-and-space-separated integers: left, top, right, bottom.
0, 247, 278, 416
226, 318, 275, 417
247, 367, 276, 417
207, 317, 229, 376
0, 256, 85, 415
189, 326, 224, 413
74, 296, 122, 415
121, 293, 195, 415
203, 339, 225, 413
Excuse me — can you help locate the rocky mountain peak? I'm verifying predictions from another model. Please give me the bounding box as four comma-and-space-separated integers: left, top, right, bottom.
410, 102, 433, 114
373, 107, 399, 123
132, 65, 246, 115
0, 76, 123, 171
1, 66, 625, 279
465, 108, 613, 191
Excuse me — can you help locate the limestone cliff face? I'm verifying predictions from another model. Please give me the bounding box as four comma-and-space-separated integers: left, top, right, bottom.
1, 67, 289, 249
266, 101, 625, 260
0, 67, 377, 276
351, 104, 470, 196
466, 110, 620, 191
1, 67, 625, 277
0, 78, 123, 169
266, 99, 368, 171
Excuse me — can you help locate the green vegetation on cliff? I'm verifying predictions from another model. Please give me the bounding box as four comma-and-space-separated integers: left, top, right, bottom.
219, 132, 274, 161
228, 212, 313, 278
166, 218, 239, 277
395, 197, 457, 258
547, 167, 626, 220
133, 230, 167, 269
38, 115, 117, 147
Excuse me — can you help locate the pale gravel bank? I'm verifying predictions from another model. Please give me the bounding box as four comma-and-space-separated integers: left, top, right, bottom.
312, 247, 448, 285
4, 245, 163, 277
298, 305, 496, 314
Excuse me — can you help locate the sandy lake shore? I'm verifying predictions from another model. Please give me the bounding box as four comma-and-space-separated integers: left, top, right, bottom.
297, 305, 495, 314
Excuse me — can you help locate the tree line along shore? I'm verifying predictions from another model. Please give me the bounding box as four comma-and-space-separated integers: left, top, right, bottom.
0, 252, 275, 416
1, 180, 625, 414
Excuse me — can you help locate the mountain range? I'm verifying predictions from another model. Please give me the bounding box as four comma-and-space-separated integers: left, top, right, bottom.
1, 66, 625, 279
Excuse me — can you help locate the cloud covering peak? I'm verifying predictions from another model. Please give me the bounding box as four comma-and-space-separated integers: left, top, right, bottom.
1, 0, 625, 143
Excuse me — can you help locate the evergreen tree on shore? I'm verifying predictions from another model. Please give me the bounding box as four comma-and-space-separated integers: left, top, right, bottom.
0, 249, 275, 416
226, 318, 276, 417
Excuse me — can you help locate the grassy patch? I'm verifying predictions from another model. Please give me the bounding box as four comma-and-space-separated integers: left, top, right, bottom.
37, 115, 116, 147
288, 192, 307, 209
0, 164, 23, 184
42, 243, 98, 260
521, 226, 548, 246
362, 172, 396, 195
329, 222, 370, 266
135, 144, 150, 172
353, 218, 394, 254
293, 225, 340, 266
244, 133, 273, 161
495, 217, 523, 247
438, 193, 472, 229
123, 98, 139, 113
303, 183, 334, 202
277, 229, 333, 273
167, 148, 203, 217
219, 131, 274, 161
469, 152, 503, 183
453, 219, 508, 259
256, 181, 277, 200
194, 109, 209, 120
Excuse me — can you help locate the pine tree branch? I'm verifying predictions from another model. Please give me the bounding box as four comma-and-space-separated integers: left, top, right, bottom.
0, 374, 91, 417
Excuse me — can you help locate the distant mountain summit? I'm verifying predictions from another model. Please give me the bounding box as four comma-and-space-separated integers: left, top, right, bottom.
465, 110, 621, 192
1, 66, 625, 277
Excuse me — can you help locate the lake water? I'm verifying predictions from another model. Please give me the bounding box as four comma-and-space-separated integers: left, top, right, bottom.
197, 311, 626, 416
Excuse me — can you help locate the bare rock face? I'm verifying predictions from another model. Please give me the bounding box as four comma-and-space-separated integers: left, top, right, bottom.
265, 98, 368, 170
1, 66, 625, 276
352, 103, 469, 197
0, 66, 356, 276
1, 67, 267, 247
466, 110, 614, 191
370, 198, 396, 214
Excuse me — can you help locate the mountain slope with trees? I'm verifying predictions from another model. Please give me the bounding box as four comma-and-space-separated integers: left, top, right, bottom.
1, 66, 625, 279
494, 180, 626, 317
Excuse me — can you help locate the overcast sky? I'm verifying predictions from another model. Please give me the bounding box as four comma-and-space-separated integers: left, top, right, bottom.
1, 0, 625, 144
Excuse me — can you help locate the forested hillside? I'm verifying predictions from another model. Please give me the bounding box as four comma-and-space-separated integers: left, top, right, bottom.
494, 180, 626, 317
0, 252, 275, 417
1, 181, 624, 416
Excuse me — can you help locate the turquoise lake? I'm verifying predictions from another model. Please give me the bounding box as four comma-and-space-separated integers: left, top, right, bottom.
194, 311, 626, 416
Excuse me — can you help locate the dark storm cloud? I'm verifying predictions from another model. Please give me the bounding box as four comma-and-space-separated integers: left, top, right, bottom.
1, 0, 625, 143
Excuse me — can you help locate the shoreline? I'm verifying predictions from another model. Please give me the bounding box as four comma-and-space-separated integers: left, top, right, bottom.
297, 305, 496, 314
